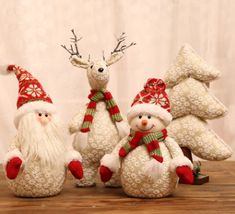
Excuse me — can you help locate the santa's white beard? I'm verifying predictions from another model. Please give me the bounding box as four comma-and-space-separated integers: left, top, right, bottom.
17, 112, 66, 167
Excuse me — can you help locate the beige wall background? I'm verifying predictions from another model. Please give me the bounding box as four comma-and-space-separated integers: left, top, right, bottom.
0, 0, 234, 160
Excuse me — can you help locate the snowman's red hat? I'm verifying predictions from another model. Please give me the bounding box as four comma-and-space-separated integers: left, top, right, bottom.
1, 65, 56, 128
127, 78, 172, 125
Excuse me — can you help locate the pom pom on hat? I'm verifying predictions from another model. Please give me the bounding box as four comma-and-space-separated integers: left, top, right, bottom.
0, 65, 15, 75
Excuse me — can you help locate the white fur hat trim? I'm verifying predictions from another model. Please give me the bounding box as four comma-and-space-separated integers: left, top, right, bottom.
127, 103, 172, 125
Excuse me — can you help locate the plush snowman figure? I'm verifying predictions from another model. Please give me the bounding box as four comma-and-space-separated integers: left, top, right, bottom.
99, 78, 194, 198
1, 65, 83, 197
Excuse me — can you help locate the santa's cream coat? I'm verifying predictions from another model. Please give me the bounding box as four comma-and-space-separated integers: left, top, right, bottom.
3, 136, 82, 198
101, 136, 192, 198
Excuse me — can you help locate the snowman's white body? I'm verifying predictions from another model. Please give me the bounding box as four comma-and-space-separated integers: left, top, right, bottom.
105, 135, 186, 198
100, 78, 193, 198
69, 101, 124, 186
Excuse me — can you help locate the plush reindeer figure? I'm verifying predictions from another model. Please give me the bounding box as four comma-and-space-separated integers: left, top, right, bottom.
62, 30, 135, 187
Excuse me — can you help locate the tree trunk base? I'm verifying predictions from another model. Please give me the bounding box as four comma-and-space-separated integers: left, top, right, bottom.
193, 174, 209, 185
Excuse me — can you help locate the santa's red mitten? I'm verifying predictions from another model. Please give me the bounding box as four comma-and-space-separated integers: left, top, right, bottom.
99, 165, 113, 183
176, 166, 194, 184
68, 160, 83, 179
6, 157, 22, 180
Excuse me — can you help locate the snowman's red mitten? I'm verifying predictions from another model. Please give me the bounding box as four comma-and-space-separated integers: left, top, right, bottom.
68, 160, 83, 179
99, 165, 113, 183
6, 157, 22, 180
176, 166, 194, 184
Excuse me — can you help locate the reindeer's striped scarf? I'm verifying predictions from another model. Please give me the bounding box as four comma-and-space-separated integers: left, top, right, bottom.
80, 89, 123, 133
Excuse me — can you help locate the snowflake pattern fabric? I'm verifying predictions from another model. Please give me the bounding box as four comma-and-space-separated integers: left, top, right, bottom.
70, 102, 122, 187
106, 136, 184, 198
10, 65, 52, 109
164, 44, 232, 161
6, 137, 66, 197
167, 115, 232, 160
168, 78, 227, 119
8, 160, 66, 197
164, 44, 221, 88
132, 78, 170, 112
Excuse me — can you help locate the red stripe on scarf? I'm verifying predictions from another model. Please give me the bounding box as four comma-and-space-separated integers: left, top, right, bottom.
119, 136, 139, 157
81, 127, 90, 133
87, 101, 96, 109
84, 115, 93, 122
146, 140, 159, 153
81, 89, 123, 133
119, 132, 147, 158
119, 148, 127, 157
108, 105, 121, 115
129, 136, 141, 148
89, 90, 97, 97
104, 91, 113, 100
162, 129, 168, 138
152, 155, 163, 163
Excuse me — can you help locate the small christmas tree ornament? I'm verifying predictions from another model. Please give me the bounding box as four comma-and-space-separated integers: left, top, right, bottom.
1, 65, 84, 197
164, 44, 233, 184
62, 30, 135, 187
99, 78, 193, 198
192, 161, 209, 185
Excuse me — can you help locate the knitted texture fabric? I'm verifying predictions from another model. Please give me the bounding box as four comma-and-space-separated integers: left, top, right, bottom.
131, 79, 170, 112
6, 157, 22, 180
119, 129, 167, 163
80, 89, 123, 133
167, 115, 232, 160
7, 65, 53, 109
127, 78, 172, 125
101, 135, 191, 198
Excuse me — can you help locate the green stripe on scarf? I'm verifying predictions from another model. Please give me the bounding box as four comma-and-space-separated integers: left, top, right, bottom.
119, 129, 167, 163
80, 88, 123, 133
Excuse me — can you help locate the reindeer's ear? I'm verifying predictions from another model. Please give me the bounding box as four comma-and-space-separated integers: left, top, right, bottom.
106, 52, 124, 66
70, 56, 89, 69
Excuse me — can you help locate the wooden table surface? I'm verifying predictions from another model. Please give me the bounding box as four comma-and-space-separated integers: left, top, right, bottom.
0, 161, 234, 214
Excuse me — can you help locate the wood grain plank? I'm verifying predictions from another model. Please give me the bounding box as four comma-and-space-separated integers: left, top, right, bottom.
0, 161, 234, 214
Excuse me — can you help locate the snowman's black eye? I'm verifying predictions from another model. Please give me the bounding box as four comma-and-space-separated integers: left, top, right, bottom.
138, 115, 142, 119
90, 65, 93, 69
38, 113, 42, 117
45, 114, 48, 117
148, 115, 151, 119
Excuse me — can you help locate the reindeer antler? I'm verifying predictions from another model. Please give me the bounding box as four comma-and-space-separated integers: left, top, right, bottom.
61, 29, 83, 58
111, 32, 136, 55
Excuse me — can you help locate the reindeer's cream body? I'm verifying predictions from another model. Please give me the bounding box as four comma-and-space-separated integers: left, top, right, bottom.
69, 102, 122, 186
63, 30, 135, 187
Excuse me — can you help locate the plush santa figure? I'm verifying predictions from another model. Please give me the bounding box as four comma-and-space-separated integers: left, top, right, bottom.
99, 78, 194, 198
0, 65, 83, 197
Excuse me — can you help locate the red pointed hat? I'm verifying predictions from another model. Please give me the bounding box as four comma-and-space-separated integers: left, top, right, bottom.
127, 78, 172, 125
2, 65, 56, 128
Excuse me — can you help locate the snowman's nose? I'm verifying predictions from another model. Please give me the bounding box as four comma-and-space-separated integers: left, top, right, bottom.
142, 120, 148, 126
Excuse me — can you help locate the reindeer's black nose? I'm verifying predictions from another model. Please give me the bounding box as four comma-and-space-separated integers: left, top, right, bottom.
98, 68, 104, 73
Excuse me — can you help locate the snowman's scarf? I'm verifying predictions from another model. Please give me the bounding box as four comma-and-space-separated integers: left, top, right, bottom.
80, 89, 123, 133
119, 129, 167, 163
